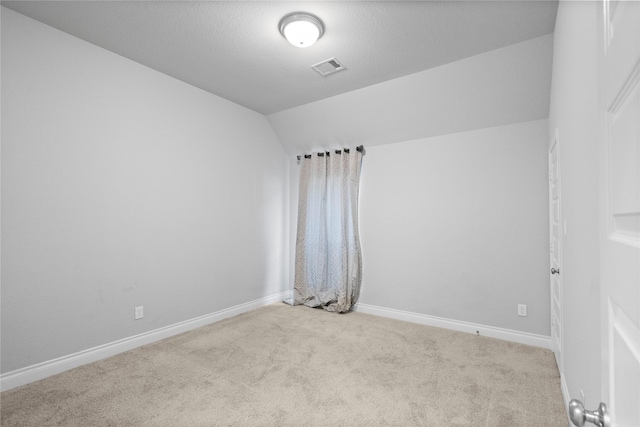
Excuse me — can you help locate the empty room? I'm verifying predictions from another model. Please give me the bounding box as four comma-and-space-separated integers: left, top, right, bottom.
1, 1, 639, 426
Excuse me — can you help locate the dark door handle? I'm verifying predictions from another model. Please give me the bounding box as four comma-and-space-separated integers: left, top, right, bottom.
551, 268, 560, 275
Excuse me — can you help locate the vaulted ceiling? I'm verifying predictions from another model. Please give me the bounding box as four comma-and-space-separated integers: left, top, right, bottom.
2, 1, 558, 116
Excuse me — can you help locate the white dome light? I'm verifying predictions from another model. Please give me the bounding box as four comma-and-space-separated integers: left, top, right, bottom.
279, 13, 324, 48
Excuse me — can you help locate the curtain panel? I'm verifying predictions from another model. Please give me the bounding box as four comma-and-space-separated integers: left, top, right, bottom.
294, 149, 363, 313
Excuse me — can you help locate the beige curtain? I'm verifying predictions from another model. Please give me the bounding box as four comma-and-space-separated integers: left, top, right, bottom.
293, 148, 363, 313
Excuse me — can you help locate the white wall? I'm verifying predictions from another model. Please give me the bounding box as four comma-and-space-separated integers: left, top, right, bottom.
548, 1, 601, 406
355, 120, 551, 335
1, 8, 289, 374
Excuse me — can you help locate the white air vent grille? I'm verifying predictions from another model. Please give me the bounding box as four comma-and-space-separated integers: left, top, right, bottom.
312, 57, 346, 77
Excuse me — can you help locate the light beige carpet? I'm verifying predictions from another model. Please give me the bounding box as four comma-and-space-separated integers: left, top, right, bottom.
1, 303, 567, 426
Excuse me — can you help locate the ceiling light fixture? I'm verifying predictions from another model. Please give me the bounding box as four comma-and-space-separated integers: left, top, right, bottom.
279, 12, 324, 48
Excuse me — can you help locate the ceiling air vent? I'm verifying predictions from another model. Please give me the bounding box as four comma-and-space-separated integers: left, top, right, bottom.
311, 57, 346, 77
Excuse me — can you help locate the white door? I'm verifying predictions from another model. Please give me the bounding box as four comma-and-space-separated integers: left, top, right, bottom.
549, 131, 563, 373
598, 0, 640, 425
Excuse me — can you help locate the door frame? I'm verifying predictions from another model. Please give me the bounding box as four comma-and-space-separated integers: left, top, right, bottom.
549, 129, 565, 403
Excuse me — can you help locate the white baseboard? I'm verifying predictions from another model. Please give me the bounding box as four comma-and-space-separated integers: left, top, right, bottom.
352, 302, 551, 349
0, 291, 292, 392
560, 374, 572, 426
560, 373, 570, 406
2, 293, 549, 392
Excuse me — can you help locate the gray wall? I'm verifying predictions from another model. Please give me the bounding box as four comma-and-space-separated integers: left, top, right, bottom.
3, 4, 557, 379
288, 120, 551, 336
358, 120, 551, 335
279, 36, 554, 338
1, 8, 289, 373
548, 1, 601, 406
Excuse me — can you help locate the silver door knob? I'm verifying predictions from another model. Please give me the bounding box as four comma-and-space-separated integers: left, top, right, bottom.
569, 399, 610, 427
551, 267, 560, 275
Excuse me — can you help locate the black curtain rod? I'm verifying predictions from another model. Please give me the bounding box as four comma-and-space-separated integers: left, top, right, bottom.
297, 145, 364, 161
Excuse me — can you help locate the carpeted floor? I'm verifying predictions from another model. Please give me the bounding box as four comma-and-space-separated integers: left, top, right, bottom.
0, 303, 567, 426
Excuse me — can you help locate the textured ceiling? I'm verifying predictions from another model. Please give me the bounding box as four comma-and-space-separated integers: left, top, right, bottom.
2, 1, 558, 115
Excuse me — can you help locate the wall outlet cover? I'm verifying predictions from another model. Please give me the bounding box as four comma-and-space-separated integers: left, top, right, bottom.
517, 304, 527, 317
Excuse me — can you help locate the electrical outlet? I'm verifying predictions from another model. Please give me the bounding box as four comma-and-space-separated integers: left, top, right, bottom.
135, 306, 144, 320
518, 304, 527, 317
